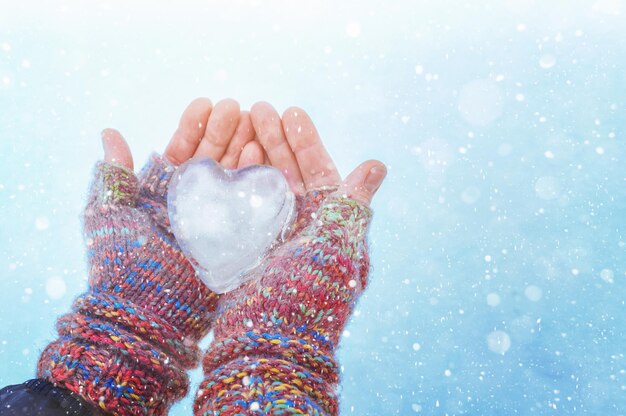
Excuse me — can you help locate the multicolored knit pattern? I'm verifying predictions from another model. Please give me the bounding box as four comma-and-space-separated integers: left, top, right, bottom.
38, 155, 219, 416
194, 190, 372, 415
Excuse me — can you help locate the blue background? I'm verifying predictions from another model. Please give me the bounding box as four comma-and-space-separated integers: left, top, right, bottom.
1, 1, 624, 414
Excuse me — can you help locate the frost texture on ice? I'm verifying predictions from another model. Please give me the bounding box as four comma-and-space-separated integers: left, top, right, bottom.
168, 157, 295, 294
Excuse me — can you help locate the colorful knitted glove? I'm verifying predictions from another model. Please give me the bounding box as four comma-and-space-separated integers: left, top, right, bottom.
194, 188, 372, 415
37, 155, 219, 416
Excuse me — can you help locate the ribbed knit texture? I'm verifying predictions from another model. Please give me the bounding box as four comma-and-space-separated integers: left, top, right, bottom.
37, 154, 219, 416
194, 189, 372, 415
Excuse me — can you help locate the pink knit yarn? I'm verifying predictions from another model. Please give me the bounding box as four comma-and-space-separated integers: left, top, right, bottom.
195, 189, 373, 415
38, 156, 219, 416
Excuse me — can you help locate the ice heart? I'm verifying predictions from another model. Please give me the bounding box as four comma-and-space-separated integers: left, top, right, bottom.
167, 158, 295, 294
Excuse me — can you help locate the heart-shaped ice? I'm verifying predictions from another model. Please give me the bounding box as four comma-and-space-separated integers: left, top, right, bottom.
167, 158, 295, 294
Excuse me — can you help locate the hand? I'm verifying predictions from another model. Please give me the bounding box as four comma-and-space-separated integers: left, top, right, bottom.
195, 104, 386, 415
37, 97, 266, 416
249, 102, 386, 206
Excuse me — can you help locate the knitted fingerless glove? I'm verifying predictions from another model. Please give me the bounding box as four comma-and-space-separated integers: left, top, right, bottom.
194, 189, 372, 415
37, 155, 219, 416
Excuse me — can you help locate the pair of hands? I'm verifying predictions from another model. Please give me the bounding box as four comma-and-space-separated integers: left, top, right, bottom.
92, 96, 387, 351
101, 98, 386, 207
93, 98, 387, 345
37, 98, 387, 413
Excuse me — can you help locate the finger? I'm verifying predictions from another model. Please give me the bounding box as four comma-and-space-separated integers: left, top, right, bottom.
237, 140, 265, 169
281, 107, 341, 190
250, 101, 305, 194
263, 147, 270, 165
337, 160, 387, 207
102, 128, 133, 170
219, 111, 255, 169
193, 98, 240, 161
90, 128, 138, 207
164, 97, 213, 165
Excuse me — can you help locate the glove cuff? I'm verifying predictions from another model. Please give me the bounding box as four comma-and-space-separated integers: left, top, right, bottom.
197, 328, 339, 415
72, 292, 201, 367
38, 334, 187, 416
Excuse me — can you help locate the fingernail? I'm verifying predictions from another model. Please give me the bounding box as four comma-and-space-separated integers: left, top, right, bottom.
364, 165, 387, 193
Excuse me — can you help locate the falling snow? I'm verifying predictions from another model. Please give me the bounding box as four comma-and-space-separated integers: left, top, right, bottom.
486, 331, 512, 355
45, 276, 67, 300
0, 2, 625, 416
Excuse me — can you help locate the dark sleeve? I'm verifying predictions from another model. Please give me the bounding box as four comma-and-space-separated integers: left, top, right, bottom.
0, 379, 98, 416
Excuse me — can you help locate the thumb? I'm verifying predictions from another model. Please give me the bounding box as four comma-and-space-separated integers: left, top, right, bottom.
85, 128, 138, 208
102, 128, 134, 170
338, 160, 387, 207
